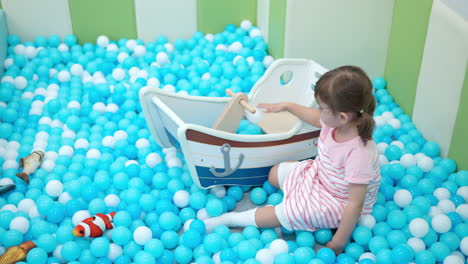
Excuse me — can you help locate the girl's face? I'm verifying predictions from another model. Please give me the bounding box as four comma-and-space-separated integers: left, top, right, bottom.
317, 98, 343, 128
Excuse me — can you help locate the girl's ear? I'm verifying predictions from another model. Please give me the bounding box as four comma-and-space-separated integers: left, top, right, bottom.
339, 112, 350, 123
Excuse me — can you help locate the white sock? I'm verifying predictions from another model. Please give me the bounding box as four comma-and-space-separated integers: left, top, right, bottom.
204, 208, 257, 233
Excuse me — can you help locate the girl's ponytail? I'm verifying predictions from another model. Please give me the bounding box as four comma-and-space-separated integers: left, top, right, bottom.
356, 95, 376, 145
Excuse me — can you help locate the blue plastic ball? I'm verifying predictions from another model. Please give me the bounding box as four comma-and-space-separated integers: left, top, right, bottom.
61, 241, 82, 261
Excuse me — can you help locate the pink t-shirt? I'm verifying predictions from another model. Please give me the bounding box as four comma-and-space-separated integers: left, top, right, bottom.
282, 120, 381, 231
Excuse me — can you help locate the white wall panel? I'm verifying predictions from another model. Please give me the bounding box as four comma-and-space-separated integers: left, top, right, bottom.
1, 0, 72, 42
257, 0, 270, 39
135, 0, 197, 42
283, 0, 394, 78
413, 0, 468, 157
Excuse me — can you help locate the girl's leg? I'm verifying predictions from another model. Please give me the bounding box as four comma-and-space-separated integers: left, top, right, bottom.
204, 206, 282, 232
268, 164, 281, 189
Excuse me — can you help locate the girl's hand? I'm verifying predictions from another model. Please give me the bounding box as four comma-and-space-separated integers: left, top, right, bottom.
325, 240, 344, 256
257, 103, 288, 113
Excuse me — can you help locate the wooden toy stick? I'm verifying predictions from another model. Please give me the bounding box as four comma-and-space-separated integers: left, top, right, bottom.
226, 89, 256, 114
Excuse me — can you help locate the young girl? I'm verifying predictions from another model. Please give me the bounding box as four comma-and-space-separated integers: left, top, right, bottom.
204, 65, 381, 254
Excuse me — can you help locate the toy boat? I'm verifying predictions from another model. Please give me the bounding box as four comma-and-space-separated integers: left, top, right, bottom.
140, 59, 328, 188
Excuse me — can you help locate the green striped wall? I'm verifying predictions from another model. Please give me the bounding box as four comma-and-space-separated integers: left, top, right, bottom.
267, 0, 286, 58
69, 0, 137, 44
384, 0, 433, 116
449, 65, 468, 170
197, 0, 256, 35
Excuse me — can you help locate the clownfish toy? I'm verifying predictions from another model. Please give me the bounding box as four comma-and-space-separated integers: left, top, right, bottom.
72, 212, 116, 237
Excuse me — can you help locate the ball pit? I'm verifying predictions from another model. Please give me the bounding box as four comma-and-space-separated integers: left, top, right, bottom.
0, 19, 467, 264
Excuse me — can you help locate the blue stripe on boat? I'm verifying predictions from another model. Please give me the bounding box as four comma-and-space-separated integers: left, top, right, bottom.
196, 166, 271, 187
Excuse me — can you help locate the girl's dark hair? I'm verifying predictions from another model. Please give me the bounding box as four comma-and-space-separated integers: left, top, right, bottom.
314, 66, 375, 144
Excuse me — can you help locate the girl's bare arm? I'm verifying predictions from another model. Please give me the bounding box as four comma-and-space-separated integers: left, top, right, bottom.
258, 102, 321, 128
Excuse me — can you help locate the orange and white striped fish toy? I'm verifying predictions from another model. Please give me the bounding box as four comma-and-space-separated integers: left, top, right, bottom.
72, 212, 116, 237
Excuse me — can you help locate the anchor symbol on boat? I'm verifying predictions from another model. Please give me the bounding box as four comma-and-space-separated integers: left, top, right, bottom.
210, 144, 244, 177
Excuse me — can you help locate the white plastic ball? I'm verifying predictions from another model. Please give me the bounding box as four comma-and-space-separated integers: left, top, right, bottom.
434, 188, 451, 200
133, 226, 152, 245
438, 199, 455, 213
137, 70, 148, 80
240, 20, 253, 30
74, 138, 89, 150
62, 130, 76, 140
93, 102, 106, 113
417, 156, 434, 172
3, 160, 19, 170
45, 180, 64, 197
35, 88, 48, 97
1, 204, 18, 212
4, 58, 14, 68
456, 186, 468, 201
249, 28, 262, 38
196, 208, 210, 220
162, 84, 176, 93
135, 138, 150, 149
106, 103, 118, 113
66, 101, 80, 110
10, 216, 30, 234
391, 141, 404, 149
381, 112, 395, 122
228, 41, 243, 53
0, 178, 14, 186
58, 192, 72, 204
107, 43, 118, 52
59, 145, 74, 157
210, 186, 226, 199
14, 44, 25, 55
201, 73, 211, 81
145, 153, 162, 168
156, 52, 169, 65
41, 160, 55, 172
183, 219, 193, 232
117, 52, 129, 64
407, 237, 426, 253
358, 214, 376, 229
70, 64, 84, 76
1, 75, 14, 84
107, 243, 123, 261
97, 35, 110, 47
359, 253, 376, 262
44, 151, 58, 161
14, 76, 27, 90
125, 160, 138, 167
431, 214, 452, 233
456, 204, 468, 220
21, 91, 34, 99
57, 71, 71, 83
388, 118, 401, 130
460, 237, 468, 256
269, 239, 288, 255
212, 251, 221, 264
409, 218, 429, 238
215, 44, 227, 51
246, 57, 254, 66
25, 46, 37, 58
394, 189, 412, 208
263, 56, 274, 67
50, 119, 63, 128
104, 194, 120, 208
53, 245, 64, 263
245, 108, 264, 124
133, 45, 146, 57
164, 43, 174, 53
400, 154, 417, 168
379, 155, 389, 166
256, 248, 274, 264
29, 206, 40, 218
58, 43, 69, 52
86, 149, 101, 160
126, 39, 137, 51
114, 130, 128, 140
72, 210, 91, 226
443, 255, 464, 264
205, 34, 214, 42
18, 198, 36, 213
166, 157, 182, 168
173, 190, 190, 208
147, 78, 160, 88
429, 206, 443, 217
129, 67, 140, 77
102, 136, 116, 148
